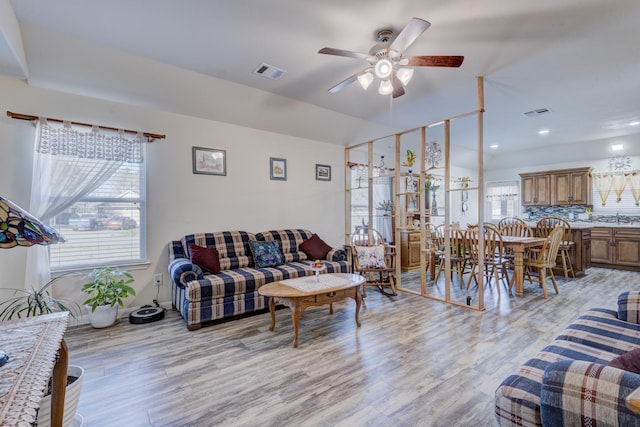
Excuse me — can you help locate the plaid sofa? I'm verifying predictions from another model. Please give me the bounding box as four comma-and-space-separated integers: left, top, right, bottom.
168, 229, 349, 330
495, 291, 640, 426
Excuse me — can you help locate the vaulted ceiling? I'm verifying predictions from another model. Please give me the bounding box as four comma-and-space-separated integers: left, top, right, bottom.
1, 0, 639, 168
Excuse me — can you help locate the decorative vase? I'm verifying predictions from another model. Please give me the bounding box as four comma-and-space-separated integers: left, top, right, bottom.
86, 304, 119, 328
38, 364, 84, 427
431, 191, 438, 215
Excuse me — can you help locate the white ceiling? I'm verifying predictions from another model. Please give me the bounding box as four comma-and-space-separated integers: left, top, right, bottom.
1, 0, 640, 165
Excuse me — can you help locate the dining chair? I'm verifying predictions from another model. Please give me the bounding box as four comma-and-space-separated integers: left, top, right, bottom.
351, 227, 397, 297
435, 227, 470, 288
498, 217, 533, 238
524, 225, 564, 298
465, 224, 511, 295
535, 216, 575, 279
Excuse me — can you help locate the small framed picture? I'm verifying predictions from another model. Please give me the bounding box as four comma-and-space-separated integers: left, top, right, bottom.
270, 157, 287, 181
316, 164, 331, 181
192, 147, 226, 176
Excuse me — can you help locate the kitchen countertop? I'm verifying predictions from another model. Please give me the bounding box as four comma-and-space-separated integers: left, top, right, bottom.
525, 221, 640, 229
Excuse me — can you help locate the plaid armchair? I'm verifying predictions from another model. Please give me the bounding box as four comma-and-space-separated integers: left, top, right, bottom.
495, 291, 640, 426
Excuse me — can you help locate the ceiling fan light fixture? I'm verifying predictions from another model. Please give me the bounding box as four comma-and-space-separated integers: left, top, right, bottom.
374, 59, 393, 79
396, 68, 414, 86
357, 72, 374, 90
378, 79, 393, 95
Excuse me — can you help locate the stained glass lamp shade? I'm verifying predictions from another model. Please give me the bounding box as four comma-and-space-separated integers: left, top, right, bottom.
0, 196, 65, 248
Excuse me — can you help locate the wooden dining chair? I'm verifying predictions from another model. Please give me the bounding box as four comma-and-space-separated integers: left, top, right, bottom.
536, 216, 575, 280
498, 217, 532, 238
435, 228, 470, 288
465, 224, 511, 294
351, 228, 397, 297
524, 225, 564, 298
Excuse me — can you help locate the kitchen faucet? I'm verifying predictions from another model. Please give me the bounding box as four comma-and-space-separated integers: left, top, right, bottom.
616, 212, 620, 224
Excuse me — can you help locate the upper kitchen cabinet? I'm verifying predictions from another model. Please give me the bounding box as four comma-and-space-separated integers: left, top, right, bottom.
520, 173, 551, 206
520, 167, 592, 206
551, 167, 592, 205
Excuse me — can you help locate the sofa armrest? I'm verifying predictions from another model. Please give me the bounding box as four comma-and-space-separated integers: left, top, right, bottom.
168, 258, 203, 288
540, 360, 640, 427
618, 291, 640, 324
326, 247, 347, 262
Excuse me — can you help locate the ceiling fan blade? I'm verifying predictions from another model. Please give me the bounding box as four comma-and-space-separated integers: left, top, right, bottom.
318, 47, 374, 61
399, 55, 464, 67
388, 18, 431, 56
328, 72, 362, 94
391, 73, 405, 99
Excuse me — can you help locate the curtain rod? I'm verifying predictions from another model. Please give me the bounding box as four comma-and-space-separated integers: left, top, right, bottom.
6, 111, 165, 142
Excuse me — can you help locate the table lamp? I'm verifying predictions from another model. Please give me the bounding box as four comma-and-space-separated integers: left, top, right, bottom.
0, 195, 65, 248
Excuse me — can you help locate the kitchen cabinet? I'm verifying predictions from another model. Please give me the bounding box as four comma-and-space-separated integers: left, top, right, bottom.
551, 167, 592, 205
400, 230, 421, 270
591, 227, 640, 271
520, 167, 592, 206
556, 227, 590, 277
520, 173, 551, 206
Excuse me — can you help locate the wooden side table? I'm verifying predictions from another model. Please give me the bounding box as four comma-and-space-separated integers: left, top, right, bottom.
0, 312, 69, 427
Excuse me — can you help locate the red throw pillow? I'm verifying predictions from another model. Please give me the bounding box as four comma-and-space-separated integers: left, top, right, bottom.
608, 348, 640, 373
299, 234, 332, 260
188, 244, 221, 274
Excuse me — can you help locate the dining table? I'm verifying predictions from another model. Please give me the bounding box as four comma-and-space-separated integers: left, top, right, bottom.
501, 235, 547, 297
426, 233, 546, 297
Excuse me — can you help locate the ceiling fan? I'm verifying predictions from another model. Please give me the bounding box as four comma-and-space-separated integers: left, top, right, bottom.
318, 17, 464, 98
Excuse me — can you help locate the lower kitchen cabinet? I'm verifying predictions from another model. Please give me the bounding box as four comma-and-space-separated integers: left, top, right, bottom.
591, 227, 640, 271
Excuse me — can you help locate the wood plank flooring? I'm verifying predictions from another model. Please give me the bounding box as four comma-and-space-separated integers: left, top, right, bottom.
64, 267, 640, 427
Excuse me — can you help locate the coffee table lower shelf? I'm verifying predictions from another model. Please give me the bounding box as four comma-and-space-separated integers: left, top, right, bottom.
258, 273, 364, 348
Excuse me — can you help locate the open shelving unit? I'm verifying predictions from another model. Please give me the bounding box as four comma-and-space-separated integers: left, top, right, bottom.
345, 77, 488, 311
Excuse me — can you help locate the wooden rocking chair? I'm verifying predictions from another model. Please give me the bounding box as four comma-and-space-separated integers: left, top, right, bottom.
351, 228, 397, 297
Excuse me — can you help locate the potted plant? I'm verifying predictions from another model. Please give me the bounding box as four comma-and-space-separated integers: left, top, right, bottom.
82, 266, 136, 328
0, 275, 84, 426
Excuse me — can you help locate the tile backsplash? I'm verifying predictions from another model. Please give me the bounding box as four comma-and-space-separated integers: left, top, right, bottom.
523, 205, 640, 224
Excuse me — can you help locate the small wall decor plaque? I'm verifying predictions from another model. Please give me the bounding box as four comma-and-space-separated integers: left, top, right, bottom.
270, 157, 287, 181
315, 164, 331, 181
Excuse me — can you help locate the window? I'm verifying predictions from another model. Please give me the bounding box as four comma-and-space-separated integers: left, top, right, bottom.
49, 160, 146, 270
592, 171, 640, 214
485, 181, 519, 221
30, 120, 147, 272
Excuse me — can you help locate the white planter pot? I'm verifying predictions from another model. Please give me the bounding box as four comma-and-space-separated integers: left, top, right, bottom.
38, 364, 84, 427
86, 304, 119, 328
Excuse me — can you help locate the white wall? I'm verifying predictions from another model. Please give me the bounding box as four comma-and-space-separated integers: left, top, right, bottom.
0, 76, 345, 311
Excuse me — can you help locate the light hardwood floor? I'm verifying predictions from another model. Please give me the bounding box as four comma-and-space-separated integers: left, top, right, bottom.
65, 268, 640, 427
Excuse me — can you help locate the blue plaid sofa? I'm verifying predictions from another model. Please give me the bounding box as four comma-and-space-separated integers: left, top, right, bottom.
495, 291, 640, 426
168, 229, 349, 330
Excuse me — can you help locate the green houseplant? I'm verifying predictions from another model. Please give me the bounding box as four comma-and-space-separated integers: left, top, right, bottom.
81, 266, 136, 328
0, 274, 79, 320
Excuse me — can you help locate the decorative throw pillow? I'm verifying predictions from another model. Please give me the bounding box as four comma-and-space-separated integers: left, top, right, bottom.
355, 245, 387, 269
299, 233, 332, 260
189, 244, 221, 274
608, 348, 640, 373
249, 240, 283, 268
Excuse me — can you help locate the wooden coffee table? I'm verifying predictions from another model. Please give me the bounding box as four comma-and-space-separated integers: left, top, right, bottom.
258, 273, 364, 347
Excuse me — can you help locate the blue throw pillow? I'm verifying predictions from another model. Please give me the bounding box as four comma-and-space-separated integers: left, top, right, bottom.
249, 240, 283, 268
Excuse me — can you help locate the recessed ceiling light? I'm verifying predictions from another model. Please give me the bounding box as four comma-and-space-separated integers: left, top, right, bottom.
490, 144, 499, 149
612, 144, 624, 151
538, 129, 550, 135
630, 121, 640, 127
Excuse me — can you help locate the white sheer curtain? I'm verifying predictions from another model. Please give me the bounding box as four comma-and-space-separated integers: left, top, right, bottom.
26, 119, 144, 288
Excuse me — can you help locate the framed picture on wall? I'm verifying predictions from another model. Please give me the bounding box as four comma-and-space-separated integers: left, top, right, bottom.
315, 164, 331, 181
270, 157, 287, 180
192, 147, 226, 176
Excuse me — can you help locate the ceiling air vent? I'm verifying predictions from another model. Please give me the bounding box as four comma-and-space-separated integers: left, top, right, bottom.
252, 62, 286, 80
524, 108, 552, 117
